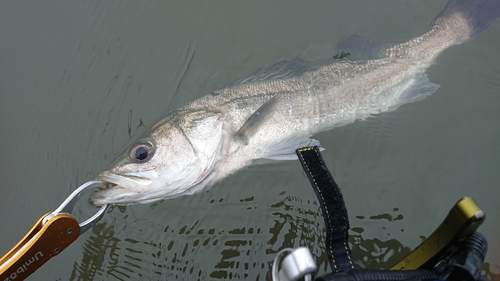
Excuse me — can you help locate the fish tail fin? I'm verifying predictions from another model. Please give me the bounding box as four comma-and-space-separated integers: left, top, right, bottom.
385, 0, 500, 61
431, 0, 500, 44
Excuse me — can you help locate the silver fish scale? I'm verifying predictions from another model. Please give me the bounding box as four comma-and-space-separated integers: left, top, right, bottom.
182, 57, 427, 139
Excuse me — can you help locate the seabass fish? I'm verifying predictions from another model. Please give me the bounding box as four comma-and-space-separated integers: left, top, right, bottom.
92, 0, 500, 205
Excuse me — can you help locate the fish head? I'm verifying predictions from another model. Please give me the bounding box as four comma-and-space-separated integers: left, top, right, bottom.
91, 110, 228, 205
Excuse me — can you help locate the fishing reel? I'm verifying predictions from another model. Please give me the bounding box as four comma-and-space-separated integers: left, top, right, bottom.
272, 247, 317, 281
272, 233, 488, 281
276, 147, 491, 281
271, 197, 489, 281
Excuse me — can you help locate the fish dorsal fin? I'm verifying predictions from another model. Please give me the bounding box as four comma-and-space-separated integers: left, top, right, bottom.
235, 96, 281, 145
225, 57, 306, 88
334, 34, 384, 60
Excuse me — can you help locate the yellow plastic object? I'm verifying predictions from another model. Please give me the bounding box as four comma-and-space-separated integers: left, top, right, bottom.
391, 196, 484, 270
0, 213, 80, 280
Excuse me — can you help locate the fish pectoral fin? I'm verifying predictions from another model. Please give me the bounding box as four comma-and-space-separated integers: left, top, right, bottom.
261, 135, 323, 160
234, 95, 281, 145
334, 34, 384, 60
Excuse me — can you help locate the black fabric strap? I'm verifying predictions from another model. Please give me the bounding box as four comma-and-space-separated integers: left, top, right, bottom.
296, 146, 355, 272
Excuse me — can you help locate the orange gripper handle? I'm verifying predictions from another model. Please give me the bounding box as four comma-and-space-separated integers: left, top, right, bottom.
0, 212, 80, 280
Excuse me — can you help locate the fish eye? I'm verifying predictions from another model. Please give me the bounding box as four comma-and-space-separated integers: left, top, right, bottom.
129, 141, 155, 162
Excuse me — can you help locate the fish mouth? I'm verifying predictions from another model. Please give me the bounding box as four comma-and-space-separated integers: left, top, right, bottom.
98, 171, 156, 191
90, 170, 157, 206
